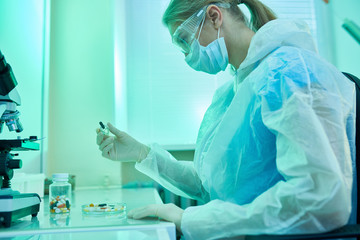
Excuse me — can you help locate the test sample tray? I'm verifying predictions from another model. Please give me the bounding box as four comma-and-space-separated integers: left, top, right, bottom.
82, 203, 126, 216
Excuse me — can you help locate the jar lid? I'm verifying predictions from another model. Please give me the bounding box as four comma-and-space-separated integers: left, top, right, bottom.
52, 173, 69, 180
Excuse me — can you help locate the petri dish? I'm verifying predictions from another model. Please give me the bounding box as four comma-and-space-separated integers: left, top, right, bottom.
82, 203, 126, 216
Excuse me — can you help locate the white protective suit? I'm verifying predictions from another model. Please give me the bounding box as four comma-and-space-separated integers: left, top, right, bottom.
135, 19, 356, 239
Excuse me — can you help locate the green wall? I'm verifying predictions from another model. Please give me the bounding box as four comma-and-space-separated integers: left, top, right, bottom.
47, 0, 120, 187
330, 0, 360, 77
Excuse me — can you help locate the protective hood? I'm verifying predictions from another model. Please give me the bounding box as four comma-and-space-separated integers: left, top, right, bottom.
235, 19, 318, 87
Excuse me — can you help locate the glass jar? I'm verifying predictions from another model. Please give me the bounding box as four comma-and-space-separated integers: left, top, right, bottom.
49, 173, 71, 214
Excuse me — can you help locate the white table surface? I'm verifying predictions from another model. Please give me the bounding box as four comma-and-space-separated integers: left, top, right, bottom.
0, 187, 176, 240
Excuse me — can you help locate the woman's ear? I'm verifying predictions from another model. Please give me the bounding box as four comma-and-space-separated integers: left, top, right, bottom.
207, 5, 223, 30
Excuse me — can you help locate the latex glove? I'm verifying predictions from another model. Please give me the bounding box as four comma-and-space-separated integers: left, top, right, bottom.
96, 123, 150, 162
128, 203, 184, 231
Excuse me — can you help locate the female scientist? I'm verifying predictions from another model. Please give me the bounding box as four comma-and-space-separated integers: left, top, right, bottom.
96, 0, 356, 239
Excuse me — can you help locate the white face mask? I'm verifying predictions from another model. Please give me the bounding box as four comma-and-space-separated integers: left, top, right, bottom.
185, 27, 229, 75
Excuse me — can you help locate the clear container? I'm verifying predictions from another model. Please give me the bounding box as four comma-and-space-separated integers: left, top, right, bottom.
49, 173, 71, 214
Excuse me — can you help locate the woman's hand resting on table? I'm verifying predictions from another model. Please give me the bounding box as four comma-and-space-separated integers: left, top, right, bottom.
128, 203, 184, 232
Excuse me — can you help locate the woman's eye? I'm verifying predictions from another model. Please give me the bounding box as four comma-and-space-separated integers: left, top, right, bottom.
179, 31, 191, 42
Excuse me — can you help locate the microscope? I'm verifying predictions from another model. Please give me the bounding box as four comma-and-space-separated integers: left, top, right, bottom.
0, 50, 41, 227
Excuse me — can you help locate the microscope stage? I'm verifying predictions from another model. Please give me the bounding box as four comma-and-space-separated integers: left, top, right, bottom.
0, 139, 39, 151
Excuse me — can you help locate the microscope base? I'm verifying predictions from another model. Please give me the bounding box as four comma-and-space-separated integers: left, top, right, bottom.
0, 191, 41, 228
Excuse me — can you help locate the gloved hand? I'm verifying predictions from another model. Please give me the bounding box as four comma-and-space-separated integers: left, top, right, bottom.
128, 203, 184, 231
96, 123, 150, 162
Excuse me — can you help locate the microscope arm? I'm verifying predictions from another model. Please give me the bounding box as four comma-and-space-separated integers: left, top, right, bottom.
0, 51, 23, 133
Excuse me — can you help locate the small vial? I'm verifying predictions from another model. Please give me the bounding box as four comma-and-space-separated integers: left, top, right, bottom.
99, 121, 109, 135
49, 173, 72, 214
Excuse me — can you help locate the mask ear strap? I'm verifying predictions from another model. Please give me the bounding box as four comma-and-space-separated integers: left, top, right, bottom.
197, 12, 206, 40
218, 27, 221, 39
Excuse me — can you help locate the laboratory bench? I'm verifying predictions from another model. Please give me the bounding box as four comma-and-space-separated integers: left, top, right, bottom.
0, 187, 176, 240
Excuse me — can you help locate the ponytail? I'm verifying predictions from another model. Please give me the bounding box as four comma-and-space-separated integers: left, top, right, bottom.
241, 0, 277, 31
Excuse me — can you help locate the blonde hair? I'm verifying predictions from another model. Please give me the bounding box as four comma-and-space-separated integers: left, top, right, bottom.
162, 0, 277, 32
